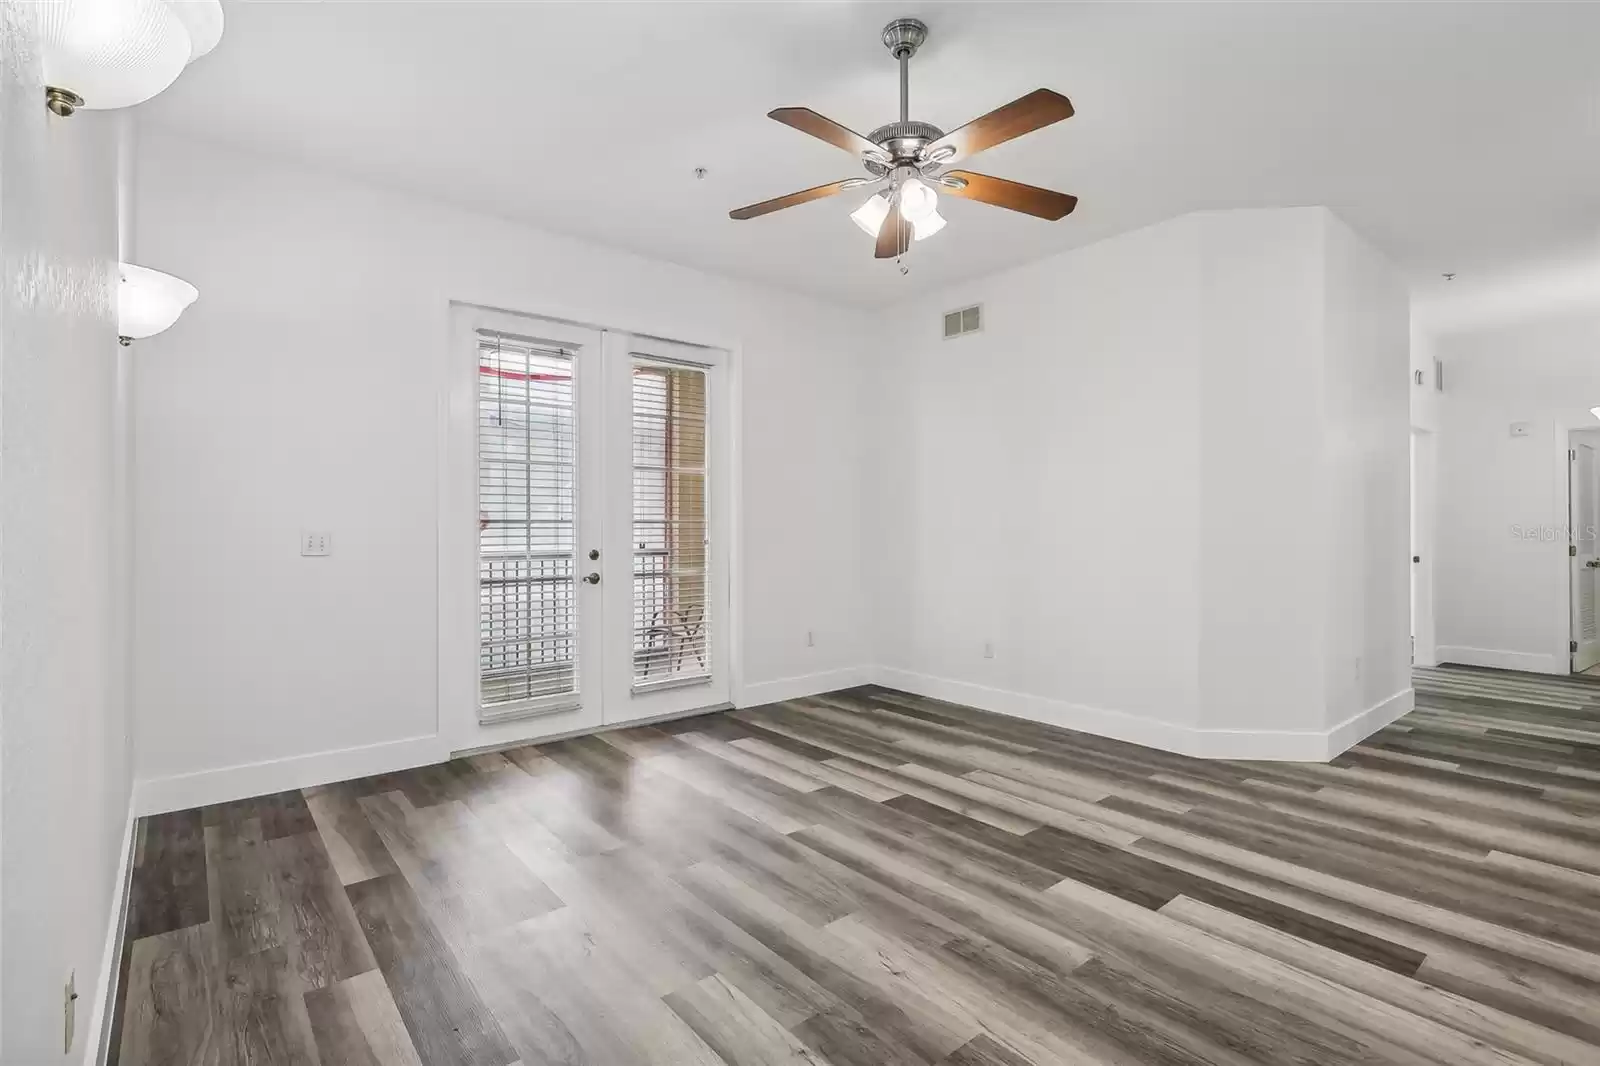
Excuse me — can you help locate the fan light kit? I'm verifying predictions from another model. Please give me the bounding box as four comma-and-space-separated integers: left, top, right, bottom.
41, 0, 224, 117
730, 17, 1078, 262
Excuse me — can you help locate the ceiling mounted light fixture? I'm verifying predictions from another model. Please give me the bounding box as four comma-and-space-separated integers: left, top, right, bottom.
118, 263, 197, 345
729, 15, 1078, 263
42, 0, 224, 117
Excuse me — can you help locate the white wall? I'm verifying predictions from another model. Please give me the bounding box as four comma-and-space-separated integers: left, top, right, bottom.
0, 6, 132, 1061
1434, 313, 1600, 673
1319, 213, 1412, 726
871, 216, 1205, 737
1196, 209, 1326, 734
873, 206, 1411, 756
131, 129, 875, 803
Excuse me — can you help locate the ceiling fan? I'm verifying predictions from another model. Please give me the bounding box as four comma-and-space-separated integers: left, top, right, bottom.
729, 17, 1078, 260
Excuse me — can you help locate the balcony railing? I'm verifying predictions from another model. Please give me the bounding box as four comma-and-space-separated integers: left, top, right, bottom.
479, 546, 707, 705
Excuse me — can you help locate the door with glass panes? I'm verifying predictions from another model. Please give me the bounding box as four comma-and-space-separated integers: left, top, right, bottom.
601, 333, 729, 723
472, 311, 727, 737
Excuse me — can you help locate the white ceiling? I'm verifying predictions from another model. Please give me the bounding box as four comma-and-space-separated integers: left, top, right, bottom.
142, 1, 1600, 308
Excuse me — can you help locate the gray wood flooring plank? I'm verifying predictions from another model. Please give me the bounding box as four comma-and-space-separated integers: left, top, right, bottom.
358, 792, 564, 944
937, 1034, 1038, 1066
116, 923, 221, 1066
345, 873, 518, 1066
220, 946, 323, 1066
207, 818, 286, 960
265, 830, 378, 989
126, 808, 209, 940
664, 974, 836, 1066
304, 782, 400, 885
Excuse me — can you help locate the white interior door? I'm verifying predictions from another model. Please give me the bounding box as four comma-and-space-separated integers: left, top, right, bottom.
601, 333, 730, 723
470, 311, 605, 737
1570, 438, 1600, 672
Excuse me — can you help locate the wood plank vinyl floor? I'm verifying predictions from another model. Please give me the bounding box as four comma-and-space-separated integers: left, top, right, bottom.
109, 667, 1600, 1065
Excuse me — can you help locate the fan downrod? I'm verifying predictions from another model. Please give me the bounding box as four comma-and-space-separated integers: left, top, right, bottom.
865, 18, 941, 174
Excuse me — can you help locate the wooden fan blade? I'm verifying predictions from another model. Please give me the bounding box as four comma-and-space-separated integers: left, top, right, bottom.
939, 171, 1078, 220
923, 89, 1074, 166
729, 179, 860, 220
769, 107, 887, 162
875, 205, 910, 259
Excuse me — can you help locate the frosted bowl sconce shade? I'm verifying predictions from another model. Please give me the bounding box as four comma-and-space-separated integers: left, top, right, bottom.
118, 263, 198, 343
42, 0, 223, 115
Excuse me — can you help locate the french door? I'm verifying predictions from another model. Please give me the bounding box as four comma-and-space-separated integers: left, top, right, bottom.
454, 307, 728, 747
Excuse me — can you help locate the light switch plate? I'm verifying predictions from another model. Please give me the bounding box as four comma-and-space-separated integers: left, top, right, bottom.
300, 530, 331, 557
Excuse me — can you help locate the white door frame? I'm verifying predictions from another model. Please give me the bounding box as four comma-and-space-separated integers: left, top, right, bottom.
1567, 428, 1600, 673
1410, 427, 1438, 668
439, 302, 741, 755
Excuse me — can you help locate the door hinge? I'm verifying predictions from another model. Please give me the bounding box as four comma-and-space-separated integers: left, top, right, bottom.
1572, 640, 1580, 654
1572, 545, 1579, 557
1572, 449, 1578, 461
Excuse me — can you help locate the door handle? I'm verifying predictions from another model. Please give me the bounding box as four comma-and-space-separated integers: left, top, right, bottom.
582, 572, 601, 585
1587, 560, 1600, 569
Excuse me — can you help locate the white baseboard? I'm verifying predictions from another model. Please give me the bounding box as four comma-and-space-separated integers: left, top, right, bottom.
133, 734, 445, 816
129, 662, 1408, 818
1324, 687, 1415, 757
131, 666, 868, 816
738, 665, 874, 709
83, 801, 137, 1066
1435, 645, 1563, 675
872, 666, 1214, 754
871, 668, 1415, 762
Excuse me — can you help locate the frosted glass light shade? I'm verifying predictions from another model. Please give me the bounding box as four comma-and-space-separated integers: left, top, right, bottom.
911, 210, 946, 241
1592, 407, 1600, 422
42, 0, 224, 111
118, 263, 198, 340
850, 192, 890, 237
898, 178, 938, 222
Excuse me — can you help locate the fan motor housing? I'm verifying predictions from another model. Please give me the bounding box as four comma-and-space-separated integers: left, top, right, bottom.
864, 120, 945, 175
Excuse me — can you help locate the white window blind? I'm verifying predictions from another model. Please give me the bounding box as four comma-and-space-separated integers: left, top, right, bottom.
478, 331, 577, 708
631, 360, 710, 689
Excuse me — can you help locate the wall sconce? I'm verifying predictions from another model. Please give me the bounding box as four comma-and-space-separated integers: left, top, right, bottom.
42, 0, 223, 117
118, 263, 197, 345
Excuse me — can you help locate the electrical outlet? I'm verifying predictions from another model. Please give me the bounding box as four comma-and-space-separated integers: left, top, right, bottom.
983, 641, 996, 659
805, 630, 815, 648
64, 970, 77, 1053
300, 530, 331, 557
